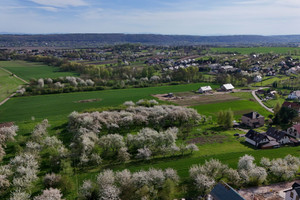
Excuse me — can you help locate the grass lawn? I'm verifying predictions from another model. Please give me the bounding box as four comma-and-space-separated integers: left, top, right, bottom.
0, 68, 23, 102
0, 60, 79, 81
210, 47, 300, 55
0, 83, 218, 123
191, 92, 271, 120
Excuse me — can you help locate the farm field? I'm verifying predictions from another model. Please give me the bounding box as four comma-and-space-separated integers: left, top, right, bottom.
0, 60, 79, 81
0, 83, 218, 123
210, 47, 300, 54
0, 68, 23, 102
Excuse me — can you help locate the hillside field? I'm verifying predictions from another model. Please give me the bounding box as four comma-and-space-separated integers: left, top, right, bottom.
0, 60, 79, 81
0, 68, 23, 102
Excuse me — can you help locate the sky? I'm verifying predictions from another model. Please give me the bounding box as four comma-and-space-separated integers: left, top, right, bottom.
1, 0, 300, 35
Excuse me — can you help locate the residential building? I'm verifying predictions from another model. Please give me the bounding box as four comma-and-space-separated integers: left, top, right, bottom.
266, 127, 290, 145
253, 75, 262, 82
282, 102, 300, 115
245, 130, 280, 149
221, 83, 234, 91
287, 124, 300, 139
241, 112, 265, 128
284, 182, 300, 200
198, 86, 213, 93
288, 91, 300, 100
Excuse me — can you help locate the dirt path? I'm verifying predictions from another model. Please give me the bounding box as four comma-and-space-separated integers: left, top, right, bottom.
252, 90, 274, 113
0, 67, 29, 84
0, 67, 28, 106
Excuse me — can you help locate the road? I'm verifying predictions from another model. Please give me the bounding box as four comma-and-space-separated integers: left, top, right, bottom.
251, 90, 274, 113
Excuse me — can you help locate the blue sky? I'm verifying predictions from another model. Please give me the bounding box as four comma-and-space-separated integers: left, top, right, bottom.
1, 0, 300, 35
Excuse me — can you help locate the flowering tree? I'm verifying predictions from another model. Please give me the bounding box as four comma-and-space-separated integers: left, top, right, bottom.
34, 188, 63, 200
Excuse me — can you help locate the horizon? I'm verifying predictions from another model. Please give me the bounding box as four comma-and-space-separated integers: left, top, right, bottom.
2, 0, 300, 35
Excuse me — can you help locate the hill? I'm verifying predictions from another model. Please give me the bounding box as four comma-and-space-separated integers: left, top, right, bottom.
1, 34, 300, 47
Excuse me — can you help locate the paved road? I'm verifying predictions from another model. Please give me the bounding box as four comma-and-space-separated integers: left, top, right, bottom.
251, 90, 274, 113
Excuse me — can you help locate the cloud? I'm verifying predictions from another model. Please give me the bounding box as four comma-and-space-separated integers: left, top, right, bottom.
37, 6, 58, 12
29, 0, 88, 8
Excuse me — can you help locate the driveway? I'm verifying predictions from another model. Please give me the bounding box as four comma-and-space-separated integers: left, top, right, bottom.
251, 90, 274, 113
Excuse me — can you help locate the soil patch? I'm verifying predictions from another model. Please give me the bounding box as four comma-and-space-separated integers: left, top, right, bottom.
153, 93, 240, 106
186, 135, 228, 145
75, 99, 101, 103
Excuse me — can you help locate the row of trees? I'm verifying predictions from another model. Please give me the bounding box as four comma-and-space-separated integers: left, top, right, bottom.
68, 103, 201, 134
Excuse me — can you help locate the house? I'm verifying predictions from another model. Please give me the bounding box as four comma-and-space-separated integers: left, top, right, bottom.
287, 124, 300, 139
245, 130, 279, 149
288, 91, 300, 100
284, 182, 300, 200
253, 75, 262, 82
265, 127, 290, 145
241, 112, 265, 128
282, 102, 300, 115
208, 182, 245, 200
198, 86, 213, 93
221, 83, 234, 91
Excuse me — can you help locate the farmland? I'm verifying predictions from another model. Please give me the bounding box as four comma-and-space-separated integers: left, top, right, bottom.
0, 60, 79, 81
0, 68, 23, 102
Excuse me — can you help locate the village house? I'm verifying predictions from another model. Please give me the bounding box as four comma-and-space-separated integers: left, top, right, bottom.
221, 83, 234, 91
245, 130, 280, 149
266, 127, 290, 145
241, 112, 265, 128
208, 182, 245, 200
284, 182, 300, 200
253, 75, 262, 82
282, 102, 300, 115
288, 91, 300, 101
287, 124, 300, 139
198, 86, 213, 93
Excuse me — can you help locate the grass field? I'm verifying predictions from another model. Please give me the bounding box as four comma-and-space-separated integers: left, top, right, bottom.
0, 83, 217, 123
210, 47, 300, 55
0, 68, 23, 102
0, 60, 79, 81
252, 76, 290, 87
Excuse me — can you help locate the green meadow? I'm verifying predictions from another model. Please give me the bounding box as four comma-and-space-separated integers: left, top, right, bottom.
0, 68, 23, 102
0, 60, 79, 81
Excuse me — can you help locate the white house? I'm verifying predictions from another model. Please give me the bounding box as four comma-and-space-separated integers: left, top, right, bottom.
245, 130, 280, 149
284, 182, 300, 200
288, 91, 300, 100
198, 86, 212, 93
253, 75, 262, 82
221, 83, 234, 91
287, 124, 300, 139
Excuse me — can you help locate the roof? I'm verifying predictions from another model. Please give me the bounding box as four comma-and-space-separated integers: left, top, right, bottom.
245, 130, 270, 143
243, 112, 264, 119
0, 122, 14, 128
284, 182, 300, 196
260, 140, 280, 148
222, 83, 234, 90
266, 127, 289, 141
290, 91, 300, 97
210, 182, 245, 200
282, 102, 300, 110
199, 86, 212, 91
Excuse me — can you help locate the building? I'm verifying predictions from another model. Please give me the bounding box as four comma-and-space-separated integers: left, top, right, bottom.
288, 91, 300, 100
198, 86, 213, 93
208, 182, 245, 200
253, 75, 262, 82
241, 112, 265, 128
282, 102, 300, 115
287, 124, 300, 139
245, 130, 280, 149
265, 127, 290, 145
221, 83, 234, 91
284, 182, 300, 200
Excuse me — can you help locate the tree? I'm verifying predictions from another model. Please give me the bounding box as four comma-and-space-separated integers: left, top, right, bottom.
34, 188, 63, 200
273, 106, 298, 125
117, 147, 131, 163
186, 143, 199, 154
217, 109, 233, 129
273, 102, 281, 115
